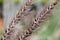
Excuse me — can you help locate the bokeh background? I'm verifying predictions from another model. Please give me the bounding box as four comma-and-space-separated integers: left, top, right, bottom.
0, 0, 3, 39
0, 0, 60, 40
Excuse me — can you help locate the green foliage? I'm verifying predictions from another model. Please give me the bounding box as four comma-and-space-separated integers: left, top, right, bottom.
15, 0, 21, 4
0, 0, 3, 5
0, 0, 3, 3
41, 0, 49, 5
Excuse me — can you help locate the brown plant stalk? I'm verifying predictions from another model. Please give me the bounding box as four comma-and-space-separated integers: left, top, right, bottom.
1, 0, 33, 40
19, 0, 60, 40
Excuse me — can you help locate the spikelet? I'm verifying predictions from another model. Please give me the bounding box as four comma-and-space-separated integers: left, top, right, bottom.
19, 0, 60, 40
1, 0, 33, 40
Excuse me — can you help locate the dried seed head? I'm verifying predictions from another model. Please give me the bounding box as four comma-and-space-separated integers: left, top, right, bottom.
19, 0, 60, 40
